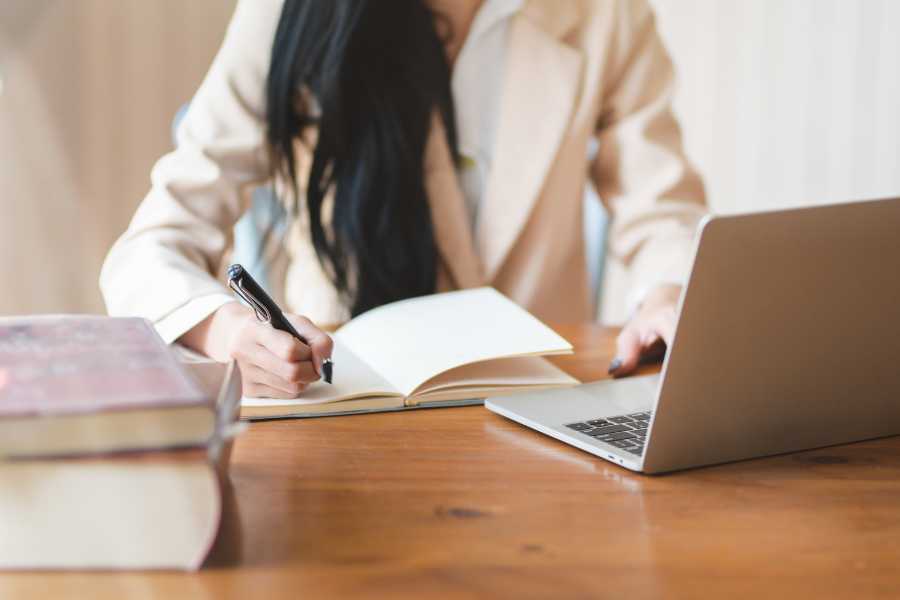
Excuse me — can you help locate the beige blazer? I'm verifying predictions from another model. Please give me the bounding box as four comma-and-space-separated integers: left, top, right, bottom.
100, 0, 707, 343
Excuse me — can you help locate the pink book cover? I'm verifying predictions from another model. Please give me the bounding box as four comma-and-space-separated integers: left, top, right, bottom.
0, 316, 208, 419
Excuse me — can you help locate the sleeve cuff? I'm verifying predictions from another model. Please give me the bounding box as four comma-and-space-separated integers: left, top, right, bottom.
624, 278, 685, 317
154, 294, 238, 344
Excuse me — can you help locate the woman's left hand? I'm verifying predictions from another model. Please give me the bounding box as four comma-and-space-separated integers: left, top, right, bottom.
608, 283, 682, 377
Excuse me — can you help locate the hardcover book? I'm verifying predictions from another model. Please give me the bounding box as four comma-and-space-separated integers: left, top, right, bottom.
0, 360, 243, 571
0, 316, 215, 458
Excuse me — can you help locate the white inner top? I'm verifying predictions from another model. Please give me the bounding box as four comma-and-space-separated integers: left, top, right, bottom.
451, 0, 523, 229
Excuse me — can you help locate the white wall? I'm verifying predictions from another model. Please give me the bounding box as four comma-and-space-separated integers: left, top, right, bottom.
651, 0, 900, 214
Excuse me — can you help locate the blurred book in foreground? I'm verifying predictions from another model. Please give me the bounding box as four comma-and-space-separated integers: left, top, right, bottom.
0, 316, 243, 570
0, 316, 217, 458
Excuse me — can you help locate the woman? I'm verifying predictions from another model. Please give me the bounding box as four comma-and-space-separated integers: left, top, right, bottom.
101, 0, 707, 399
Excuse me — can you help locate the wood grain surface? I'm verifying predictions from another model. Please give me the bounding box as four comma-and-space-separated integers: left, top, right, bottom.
2, 323, 899, 599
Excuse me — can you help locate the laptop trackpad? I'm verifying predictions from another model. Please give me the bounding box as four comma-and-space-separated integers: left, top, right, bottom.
489, 374, 660, 425
575, 374, 660, 416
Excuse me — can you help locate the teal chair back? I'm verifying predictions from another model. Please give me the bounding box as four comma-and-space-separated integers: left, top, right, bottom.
584, 140, 609, 317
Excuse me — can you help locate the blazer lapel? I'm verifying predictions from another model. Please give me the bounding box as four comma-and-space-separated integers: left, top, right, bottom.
476, 6, 583, 280
424, 116, 486, 289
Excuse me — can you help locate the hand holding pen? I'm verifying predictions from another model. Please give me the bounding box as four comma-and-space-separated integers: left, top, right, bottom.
222, 264, 334, 398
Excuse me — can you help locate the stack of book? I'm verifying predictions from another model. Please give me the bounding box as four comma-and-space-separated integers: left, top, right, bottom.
0, 316, 243, 571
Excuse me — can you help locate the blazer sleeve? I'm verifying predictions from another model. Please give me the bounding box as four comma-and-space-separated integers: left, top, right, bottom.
590, 0, 708, 313
99, 0, 283, 343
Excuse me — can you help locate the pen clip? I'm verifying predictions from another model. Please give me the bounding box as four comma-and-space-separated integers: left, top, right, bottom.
228, 278, 271, 324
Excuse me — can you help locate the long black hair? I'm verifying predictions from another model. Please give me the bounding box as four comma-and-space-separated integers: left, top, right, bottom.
266, 0, 458, 316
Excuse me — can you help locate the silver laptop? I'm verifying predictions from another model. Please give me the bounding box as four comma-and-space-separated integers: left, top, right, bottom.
486, 198, 900, 473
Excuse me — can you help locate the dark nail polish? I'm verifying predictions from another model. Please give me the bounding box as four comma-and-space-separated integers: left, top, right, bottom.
607, 358, 623, 375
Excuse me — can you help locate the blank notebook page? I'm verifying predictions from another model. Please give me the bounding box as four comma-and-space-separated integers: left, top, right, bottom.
241, 340, 399, 407
334, 288, 572, 397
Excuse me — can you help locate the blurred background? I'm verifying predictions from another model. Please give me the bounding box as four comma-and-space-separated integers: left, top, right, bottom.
1, 0, 899, 318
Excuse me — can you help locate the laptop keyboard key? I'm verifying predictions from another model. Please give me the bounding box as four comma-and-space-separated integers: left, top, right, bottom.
573, 413, 654, 455
599, 432, 637, 442
586, 424, 631, 436
566, 422, 592, 431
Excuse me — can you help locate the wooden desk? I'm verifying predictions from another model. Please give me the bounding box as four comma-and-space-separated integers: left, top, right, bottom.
3, 324, 900, 599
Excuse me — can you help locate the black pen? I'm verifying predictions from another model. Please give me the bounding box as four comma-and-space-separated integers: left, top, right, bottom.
227, 264, 333, 384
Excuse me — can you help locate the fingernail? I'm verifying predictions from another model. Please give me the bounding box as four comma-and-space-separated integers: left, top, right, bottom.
607, 358, 623, 375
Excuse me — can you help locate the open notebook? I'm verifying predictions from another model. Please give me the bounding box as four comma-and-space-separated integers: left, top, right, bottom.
241, 288, 579, 419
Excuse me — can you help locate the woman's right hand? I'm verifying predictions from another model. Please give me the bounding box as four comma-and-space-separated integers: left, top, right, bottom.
179, 302, 334, 398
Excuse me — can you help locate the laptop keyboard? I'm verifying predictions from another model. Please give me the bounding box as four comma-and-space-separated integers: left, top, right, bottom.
564, 412, 652, 456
